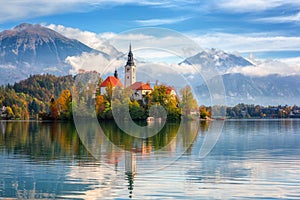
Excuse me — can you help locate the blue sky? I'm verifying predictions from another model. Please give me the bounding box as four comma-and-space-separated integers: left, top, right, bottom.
1, 1, 299, 34
0, 0, 300, 60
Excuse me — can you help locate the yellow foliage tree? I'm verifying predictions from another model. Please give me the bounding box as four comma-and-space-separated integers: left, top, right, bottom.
95, 95, 105, 115
57, 90, 72, 112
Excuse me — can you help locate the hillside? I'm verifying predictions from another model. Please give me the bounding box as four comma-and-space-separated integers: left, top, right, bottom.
13, 74, 74, 102
0, 74, 75, 119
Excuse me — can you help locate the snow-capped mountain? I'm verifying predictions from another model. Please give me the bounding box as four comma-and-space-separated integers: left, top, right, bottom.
180, 48, 253, 73
196, 73, 300, 105
0, 23, 106, 84
178, 49, 300, 105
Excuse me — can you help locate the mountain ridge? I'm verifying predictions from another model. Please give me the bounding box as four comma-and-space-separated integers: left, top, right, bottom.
0, 23, 102, 85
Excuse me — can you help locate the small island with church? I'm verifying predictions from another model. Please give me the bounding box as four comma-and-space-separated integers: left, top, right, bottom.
95, 44, 199, 121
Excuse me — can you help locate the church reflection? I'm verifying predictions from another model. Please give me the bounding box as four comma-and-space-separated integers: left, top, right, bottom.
0, 120, 202, 198
125, 151, 136, 198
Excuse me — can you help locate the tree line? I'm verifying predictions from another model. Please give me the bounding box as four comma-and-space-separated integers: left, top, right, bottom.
200, 103, 300, 119
1, 74, 298, 121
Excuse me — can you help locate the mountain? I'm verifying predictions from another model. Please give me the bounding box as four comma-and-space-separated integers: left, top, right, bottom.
180, 48, 253, 73
196, 73, 300, 105
0, 23, 104, 85
178, 49, 300, 105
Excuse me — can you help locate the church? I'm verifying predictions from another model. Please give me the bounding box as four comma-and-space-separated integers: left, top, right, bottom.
99, 44, 153, 100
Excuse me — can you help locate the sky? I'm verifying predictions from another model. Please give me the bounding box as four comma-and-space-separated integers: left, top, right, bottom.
0, 0, 300, 76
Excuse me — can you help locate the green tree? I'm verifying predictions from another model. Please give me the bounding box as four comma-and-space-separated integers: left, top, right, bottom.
129, 100, 146, 120
150, 85, 181, 121
180, 86, 198, 118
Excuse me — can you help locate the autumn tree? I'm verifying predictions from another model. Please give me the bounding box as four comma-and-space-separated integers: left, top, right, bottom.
56, 90, 72, 119
199, 105, 210, 119
4, 106, 14, 119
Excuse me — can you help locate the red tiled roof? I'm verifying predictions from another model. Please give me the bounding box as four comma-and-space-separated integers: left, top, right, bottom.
100, 76, 123, 87
166, 86, 175, 94
129, 82, 152, 90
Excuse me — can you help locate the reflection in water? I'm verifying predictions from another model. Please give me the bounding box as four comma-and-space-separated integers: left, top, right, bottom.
0, 120, 299, 199
0, 121, 90, 161
0, 120, 200, 199
125, 151, 136, 199
76, 120, 200, 198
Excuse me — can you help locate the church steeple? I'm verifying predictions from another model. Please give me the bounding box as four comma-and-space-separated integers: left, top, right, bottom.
127, 43, 134, 66
124, 43, 136, 87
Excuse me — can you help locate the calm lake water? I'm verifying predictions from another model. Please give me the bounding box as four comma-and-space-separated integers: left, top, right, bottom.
0, 119, 299, 199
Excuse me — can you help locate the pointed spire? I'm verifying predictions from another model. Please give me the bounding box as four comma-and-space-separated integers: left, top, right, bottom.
127, 43, 134, 66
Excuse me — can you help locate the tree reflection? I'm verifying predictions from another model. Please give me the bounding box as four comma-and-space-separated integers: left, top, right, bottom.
0, 121, 91, 161
99, 120, 181, 152
0, 120, 201, 165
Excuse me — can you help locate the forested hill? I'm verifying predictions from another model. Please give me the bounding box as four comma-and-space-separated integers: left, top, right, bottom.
13, 74, 74, 102
0, 74, 75, 119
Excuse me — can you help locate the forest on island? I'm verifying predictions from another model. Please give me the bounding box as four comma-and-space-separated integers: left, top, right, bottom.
0, 73, 198, 121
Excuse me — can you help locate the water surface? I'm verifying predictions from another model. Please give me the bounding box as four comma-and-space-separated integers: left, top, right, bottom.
0, 120, 299, 199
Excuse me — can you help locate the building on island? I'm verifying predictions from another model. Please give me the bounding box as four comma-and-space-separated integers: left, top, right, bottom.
99, 44, 153, 100
166, 86, 176, 97
129, 82, 152, 100
99, 70, 123, 95
99, 44, 178, 103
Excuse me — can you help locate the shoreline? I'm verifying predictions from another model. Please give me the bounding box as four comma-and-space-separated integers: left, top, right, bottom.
1, 118, 300, 123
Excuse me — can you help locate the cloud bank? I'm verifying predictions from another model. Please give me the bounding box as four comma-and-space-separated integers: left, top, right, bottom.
45, 24, 300, 77
227, 57, 300, 76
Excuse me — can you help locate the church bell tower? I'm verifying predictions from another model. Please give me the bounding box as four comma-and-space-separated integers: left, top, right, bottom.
124, 44, 136, 87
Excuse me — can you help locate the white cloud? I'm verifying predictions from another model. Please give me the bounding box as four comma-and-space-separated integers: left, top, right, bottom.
136, 62, 201, 89
0, 0, 196, 23
227, 57, 300, 76
45, 24, 300, 77
256, 12, 300, 23
47, 24, 120, 57
48, 24, 300, 58
66, 52, 110, 75
216, 0, 300, 12
135, 16, 191, 26
190, 32, 300, 53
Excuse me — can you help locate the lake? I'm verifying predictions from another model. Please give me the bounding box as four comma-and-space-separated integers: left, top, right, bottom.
0, 119, 299, 199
